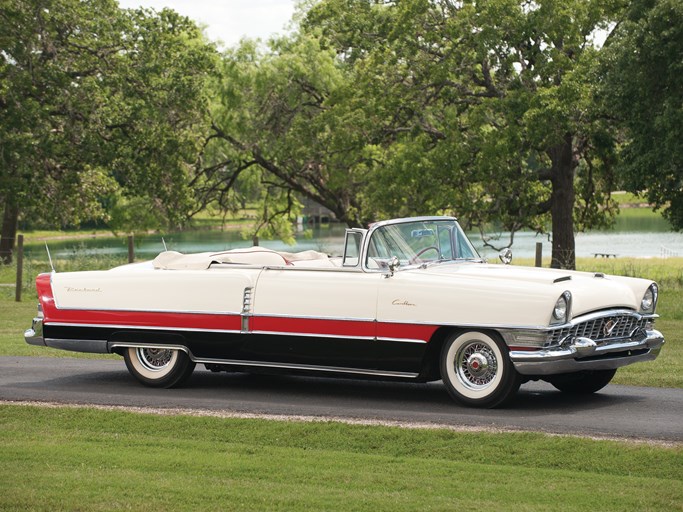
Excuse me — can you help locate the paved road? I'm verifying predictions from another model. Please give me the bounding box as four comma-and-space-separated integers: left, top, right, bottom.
1, 356, 681, 443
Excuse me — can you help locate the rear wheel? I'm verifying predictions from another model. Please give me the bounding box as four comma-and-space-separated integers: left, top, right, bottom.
548, 369, 617, 394
123, 347, 195, 388
440, 330, 522, 408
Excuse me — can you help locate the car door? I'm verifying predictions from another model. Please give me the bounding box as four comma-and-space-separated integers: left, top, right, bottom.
248, 267, 426, 376
246, 267, 401, 374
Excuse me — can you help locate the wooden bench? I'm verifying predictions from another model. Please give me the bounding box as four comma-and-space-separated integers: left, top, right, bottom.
593, 252, 617, 258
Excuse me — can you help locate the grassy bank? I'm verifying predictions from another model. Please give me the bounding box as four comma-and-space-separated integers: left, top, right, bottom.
0, 404, 681, 512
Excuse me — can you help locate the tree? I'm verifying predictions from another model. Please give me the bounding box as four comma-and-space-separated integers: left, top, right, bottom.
0, 0, 216, 263
602, 0, 683, 229
202, 0, 623, 269
304, 0, 623, 269
197, 35, 379, 232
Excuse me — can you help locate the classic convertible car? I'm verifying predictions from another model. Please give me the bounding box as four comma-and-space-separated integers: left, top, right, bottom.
25, 216, 664, 407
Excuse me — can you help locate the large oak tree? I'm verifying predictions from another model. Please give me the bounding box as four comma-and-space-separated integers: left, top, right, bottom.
204, 0, 624, 268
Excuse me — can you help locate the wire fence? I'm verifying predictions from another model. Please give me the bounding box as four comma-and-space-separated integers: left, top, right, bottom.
662, 246, 679, 258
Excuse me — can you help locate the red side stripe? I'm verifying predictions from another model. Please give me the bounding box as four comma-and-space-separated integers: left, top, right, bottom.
251, 316, 373, 338
36, 273, 438, 341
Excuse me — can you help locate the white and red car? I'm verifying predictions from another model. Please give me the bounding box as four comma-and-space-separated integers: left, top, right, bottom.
25, 216, 664, 407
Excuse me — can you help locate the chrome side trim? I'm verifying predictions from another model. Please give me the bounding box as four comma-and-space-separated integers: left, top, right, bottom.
109, 342, 419, 379
378, 337, 429, 344
192, 357, 419, 379
249, 330, 428, 343
251, 312, 376, 323
192, 358, 419, 379
44, 338, 109, 353
47, 322, 243, 335
48, 304, 244, 315
109, 342, 189, 354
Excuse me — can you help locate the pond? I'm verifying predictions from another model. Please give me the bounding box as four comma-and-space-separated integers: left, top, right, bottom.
23, 212, 683, 262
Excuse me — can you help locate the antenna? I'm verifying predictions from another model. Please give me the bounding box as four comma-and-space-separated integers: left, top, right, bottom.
162, 237, 168, 251
45, 242, 55, 272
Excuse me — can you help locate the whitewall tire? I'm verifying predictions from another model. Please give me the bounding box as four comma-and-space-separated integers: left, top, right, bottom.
440, 330, 522, 408
123, 347, 195, 388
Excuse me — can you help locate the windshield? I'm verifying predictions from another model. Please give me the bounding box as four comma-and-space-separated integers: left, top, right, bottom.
366, 219, 480, 268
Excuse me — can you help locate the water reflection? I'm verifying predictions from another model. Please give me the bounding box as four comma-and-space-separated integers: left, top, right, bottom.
23, 214, 683, 261
610, 211, 671, 233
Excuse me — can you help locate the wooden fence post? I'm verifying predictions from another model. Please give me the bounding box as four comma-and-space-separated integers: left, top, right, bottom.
15, 234, 23, 302
128, 235, 134, 263
535, 242, 542, 268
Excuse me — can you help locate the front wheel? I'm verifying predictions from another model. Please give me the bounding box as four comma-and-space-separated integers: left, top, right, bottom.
123, 347, 195, 388
547, 369, 617, 394
440, 330, 522, 408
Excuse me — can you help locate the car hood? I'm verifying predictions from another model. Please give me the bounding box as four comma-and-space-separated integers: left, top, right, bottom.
405, 262, 653, 318
420, 262, 588, 285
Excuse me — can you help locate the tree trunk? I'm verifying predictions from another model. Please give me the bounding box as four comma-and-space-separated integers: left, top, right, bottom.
548, 134, 577, 270
0, 200, 19, 265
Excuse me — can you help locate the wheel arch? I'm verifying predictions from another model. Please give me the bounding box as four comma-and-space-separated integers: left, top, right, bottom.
418, 326, 511, 382
418, 325, 507, 382
107, 330, 191, 357
438, 328, 522, 407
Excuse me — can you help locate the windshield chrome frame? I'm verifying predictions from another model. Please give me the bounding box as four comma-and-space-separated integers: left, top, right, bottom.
360, 216, 480, 273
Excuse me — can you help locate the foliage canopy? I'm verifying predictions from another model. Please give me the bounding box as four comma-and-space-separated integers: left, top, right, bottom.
602, 0, 683, 230
203, 0, 629, 268
0, 0, 217, 260
2, 0, 681, 270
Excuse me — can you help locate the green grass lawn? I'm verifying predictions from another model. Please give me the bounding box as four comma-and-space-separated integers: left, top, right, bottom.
0, 404, 681, 512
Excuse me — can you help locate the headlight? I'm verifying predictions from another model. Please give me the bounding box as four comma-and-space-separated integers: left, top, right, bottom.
640, 283, 658, 313
551, 291, 572, 325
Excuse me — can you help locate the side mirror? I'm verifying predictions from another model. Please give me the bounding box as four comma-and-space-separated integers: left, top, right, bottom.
385, 256, 400, 278
499, 248, 512, 265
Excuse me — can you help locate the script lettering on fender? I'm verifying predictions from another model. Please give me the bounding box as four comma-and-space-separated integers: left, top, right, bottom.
65, 287, 102, 293
392, 299, 416, 307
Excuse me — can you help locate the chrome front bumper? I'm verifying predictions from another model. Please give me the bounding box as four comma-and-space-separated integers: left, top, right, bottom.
510, 329, 664, 376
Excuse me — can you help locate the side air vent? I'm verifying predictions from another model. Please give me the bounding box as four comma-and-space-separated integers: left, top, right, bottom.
241, 287, 253, 332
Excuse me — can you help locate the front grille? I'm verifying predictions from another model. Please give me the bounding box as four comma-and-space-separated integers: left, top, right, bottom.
549, 313, 650, 346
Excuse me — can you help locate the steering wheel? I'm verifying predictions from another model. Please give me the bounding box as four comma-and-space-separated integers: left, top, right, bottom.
409, 246, 440, 264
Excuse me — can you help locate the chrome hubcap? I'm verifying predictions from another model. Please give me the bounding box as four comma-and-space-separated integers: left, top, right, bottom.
466, 353, 489, 377
456, 342, 498, 388
136, 348, 173, 372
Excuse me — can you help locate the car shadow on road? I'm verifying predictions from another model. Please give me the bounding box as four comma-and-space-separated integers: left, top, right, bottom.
5, 361, 648, 419
184, 368, 646, 415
